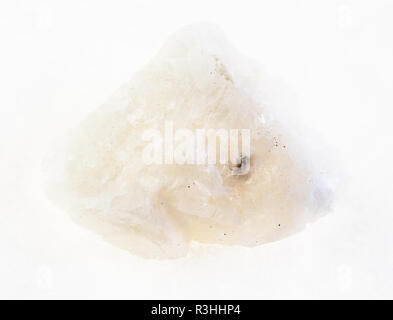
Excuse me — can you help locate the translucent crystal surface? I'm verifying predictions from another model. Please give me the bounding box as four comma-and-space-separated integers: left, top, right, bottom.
44, 24, 332, 259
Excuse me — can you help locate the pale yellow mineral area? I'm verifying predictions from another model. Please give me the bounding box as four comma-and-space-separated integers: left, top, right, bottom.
43, 24, 333, 259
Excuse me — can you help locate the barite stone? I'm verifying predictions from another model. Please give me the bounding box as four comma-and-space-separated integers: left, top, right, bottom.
43, 24, 333, 259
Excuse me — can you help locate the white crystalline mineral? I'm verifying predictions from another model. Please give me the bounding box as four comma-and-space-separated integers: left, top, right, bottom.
44, 24, 333, 259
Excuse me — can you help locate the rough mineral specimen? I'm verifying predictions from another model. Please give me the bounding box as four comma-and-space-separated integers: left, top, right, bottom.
43, 24, 332, 259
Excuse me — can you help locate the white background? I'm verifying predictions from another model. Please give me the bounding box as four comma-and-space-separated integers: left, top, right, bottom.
1, 0, 393, 299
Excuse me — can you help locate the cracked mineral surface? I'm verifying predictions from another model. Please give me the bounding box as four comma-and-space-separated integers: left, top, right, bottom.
43, 24, 333, 259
